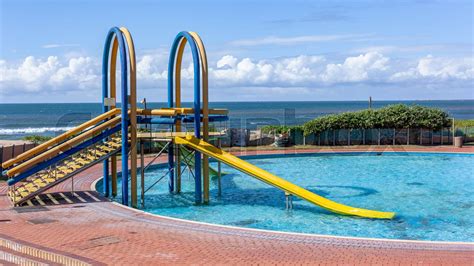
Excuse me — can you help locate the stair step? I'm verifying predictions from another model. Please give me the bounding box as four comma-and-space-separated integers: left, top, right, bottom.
94, 151, 106, 157
85, 155, 98, 161
99, 146, 115, 152
20, 191, 30, 197
108, 142, 120, 147
8, 134, 122, 205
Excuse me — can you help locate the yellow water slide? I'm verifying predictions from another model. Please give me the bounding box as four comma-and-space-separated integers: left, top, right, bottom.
174, 135, 395, 219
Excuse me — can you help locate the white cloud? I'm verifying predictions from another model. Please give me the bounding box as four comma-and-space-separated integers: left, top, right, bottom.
353, 45, 445, 54
1, 56, 100, 93
321, 52, 389, 83
210, 53, 392, 86
42, 44, 80, 49
211, 55, 326, 87
1, 52, 472, 100
230, 34, 373, 46
391, 55, 473, 81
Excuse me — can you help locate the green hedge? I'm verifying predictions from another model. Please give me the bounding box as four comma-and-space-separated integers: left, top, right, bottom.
303, 104, 450, 135
260, 104, 451, 136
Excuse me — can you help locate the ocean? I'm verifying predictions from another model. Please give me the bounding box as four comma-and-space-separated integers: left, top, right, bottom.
1, 100, 473, 140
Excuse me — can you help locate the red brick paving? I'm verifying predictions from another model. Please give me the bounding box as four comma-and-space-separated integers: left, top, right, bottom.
1, 145, 473, 265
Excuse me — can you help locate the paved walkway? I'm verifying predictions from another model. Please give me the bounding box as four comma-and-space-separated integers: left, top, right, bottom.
1, 146, 473, 265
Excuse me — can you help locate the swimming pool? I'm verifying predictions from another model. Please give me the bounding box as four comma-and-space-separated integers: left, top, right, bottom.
98, 152, 474, 242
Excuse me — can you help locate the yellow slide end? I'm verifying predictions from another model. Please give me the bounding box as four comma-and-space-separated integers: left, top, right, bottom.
174, 135, 395, 219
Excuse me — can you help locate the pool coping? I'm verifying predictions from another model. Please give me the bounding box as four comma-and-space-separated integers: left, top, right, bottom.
91, 150, 474, 247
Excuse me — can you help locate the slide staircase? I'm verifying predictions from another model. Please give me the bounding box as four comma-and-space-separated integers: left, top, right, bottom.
174, 135, 395, 219
2, 109, 123, 206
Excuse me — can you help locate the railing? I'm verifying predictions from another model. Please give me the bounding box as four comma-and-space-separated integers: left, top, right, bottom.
1, 143, 38, 172
289, 127, 457, 146
5, 116, 122, 177
218, 126, 474, 147
1, 108, 121, 169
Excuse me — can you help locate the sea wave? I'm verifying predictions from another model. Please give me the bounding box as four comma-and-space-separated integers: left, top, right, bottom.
0, 127, 75, 135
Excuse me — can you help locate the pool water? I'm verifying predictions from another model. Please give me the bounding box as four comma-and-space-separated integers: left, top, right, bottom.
99, 153, 474, 242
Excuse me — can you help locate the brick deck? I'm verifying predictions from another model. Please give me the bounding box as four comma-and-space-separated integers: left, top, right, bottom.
1, 146, 473, 265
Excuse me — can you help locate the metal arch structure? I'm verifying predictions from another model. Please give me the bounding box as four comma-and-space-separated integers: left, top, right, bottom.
167, 31, 210, 204
3, 27, 394, 219
188, 32, 210, 204
102, 27, 138, 207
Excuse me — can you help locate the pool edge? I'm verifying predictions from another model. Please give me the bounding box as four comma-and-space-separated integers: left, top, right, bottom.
91, 150, 474, 247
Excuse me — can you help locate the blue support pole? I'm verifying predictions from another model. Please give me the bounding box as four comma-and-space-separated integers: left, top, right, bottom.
102, 27, 129, 205
168, 32, 202, 203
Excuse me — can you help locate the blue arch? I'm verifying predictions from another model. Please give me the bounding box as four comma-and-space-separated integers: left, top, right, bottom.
101, 27, 129, 205
167, 31, 202, 203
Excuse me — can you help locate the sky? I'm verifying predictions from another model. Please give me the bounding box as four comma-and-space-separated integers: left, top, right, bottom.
0, 0, 473, 103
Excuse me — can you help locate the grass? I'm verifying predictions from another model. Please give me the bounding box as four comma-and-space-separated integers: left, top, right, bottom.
454, 119, 474, 128
22, 135, 53, 144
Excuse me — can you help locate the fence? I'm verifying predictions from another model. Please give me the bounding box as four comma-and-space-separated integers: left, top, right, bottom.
1, 126, 473, 169
287, 127, 474, 146
0, 143, 38, 172
202, 127, 474, 147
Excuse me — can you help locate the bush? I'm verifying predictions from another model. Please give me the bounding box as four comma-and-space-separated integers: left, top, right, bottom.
260, 125, 302, 134
22, 135, 53, 144
454, 119, 474, 128
301, 104, 451, 136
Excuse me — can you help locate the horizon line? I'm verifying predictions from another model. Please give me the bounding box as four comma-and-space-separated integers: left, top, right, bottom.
1, 98, 474, 105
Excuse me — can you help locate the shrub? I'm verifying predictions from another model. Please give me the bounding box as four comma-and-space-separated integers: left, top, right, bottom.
260, 125, 302, 134
301, 104, 451, 136
454, 119, 474, 128
22, 135, 53, 144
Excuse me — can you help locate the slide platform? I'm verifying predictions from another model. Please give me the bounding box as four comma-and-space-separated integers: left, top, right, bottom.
174, 135, 395, 219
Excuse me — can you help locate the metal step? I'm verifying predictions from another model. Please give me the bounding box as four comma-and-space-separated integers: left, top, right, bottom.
8, 138, 122, 206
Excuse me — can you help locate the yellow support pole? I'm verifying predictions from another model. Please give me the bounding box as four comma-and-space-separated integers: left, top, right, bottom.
120, 27, 138, 208
190, 32, 210, 204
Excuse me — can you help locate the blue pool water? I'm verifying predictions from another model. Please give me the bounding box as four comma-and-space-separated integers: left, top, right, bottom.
98, 153, 474, 242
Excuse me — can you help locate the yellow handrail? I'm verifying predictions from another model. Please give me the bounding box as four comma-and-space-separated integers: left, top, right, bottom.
6, 116, 122, 177
136, 108, 177, 116
2, 109, 121, 169
136, 108, 228, 116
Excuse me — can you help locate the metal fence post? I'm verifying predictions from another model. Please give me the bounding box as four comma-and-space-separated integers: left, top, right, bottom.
420, 129, 423, 145
348, 129, 351, 146
407, 128, 410, 145
378, 129, 381, 145
363, 129, 366, 145
441, 128, 443, 145
393, 128, 396, 145
452, 118, 455, 146
0, 146, 3, 173
333, 130, 336, 146
431, 129, 434, 145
